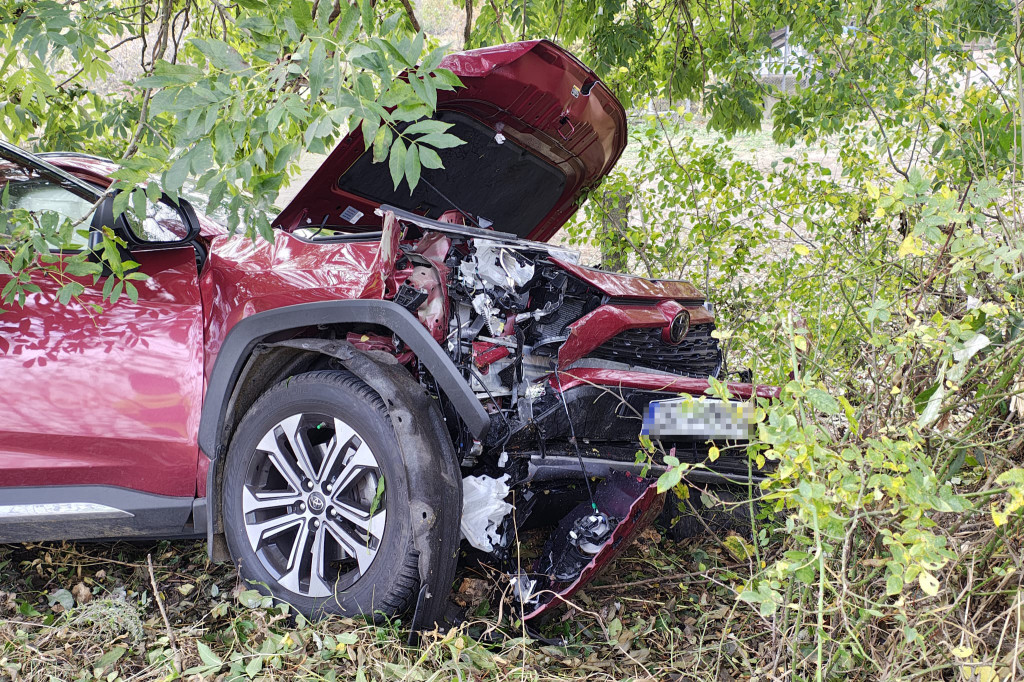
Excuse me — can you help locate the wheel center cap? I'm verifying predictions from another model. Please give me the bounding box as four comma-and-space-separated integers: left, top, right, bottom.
308, 492, 326, 514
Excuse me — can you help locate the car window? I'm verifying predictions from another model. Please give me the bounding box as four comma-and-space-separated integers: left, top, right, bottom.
0, 169, 96, 250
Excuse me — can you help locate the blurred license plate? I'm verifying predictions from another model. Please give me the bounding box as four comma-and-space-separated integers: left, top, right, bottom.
642, 396, 754, 440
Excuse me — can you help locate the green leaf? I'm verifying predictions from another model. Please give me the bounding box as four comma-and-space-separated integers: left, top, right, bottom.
236, 589, 264, 608
419, 145, 443, 169
48, 589, 74, 610
192, 38, 248, 72
886, 572, 904, 595
403, 119, 450, 136
164, 157, 191, 192
416, 132, 463, 149
196, 641, 223, 668
245, 655, 263, 676
805, 388, 841, 415
360, 116, 380, 151
404, 142, 421, 191
63, 259, 99, 277
360, 0, 374, 32
656, 465, 682, 493
388, 137, 407, 190
56, 281, 84, 305
372, 124, 391, 163
431, 68, 462, 89
94, 646, 127, 670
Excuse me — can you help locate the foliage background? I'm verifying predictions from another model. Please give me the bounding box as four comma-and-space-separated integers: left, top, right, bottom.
3, 0, 1024, 679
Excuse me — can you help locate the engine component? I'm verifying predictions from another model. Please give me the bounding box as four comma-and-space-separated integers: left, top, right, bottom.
393, 283, 429, 312
459, 241, 535, 292
460, 474, 514, 552
471, 293, 505, 336
473, 341, 511, 370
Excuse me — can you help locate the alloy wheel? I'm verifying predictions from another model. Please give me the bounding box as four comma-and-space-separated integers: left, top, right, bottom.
241, 412, 387, 598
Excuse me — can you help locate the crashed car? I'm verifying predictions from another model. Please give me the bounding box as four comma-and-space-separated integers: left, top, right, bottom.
0, 40, 777, 627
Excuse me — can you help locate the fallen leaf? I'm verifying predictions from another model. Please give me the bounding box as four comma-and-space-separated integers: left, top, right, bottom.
722, 534, 755, 561
72, 582, 92, 604
48, 589, 73, 612
453, 578, 489, 609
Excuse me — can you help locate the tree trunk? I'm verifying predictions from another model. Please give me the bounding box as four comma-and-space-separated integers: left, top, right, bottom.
599, 189, 632, 273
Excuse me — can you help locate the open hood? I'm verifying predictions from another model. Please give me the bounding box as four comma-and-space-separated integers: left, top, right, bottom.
274, 40, 627, 242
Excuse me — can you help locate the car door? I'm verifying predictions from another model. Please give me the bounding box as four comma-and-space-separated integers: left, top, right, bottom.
0, 149, 205, 538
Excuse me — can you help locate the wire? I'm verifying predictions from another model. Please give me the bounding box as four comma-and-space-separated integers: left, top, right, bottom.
553, 369, 598, 512
420, 176, 482, 229
468, 366, 514, 451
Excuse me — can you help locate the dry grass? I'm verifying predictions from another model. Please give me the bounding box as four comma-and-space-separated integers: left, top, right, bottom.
0, 526, 780, 681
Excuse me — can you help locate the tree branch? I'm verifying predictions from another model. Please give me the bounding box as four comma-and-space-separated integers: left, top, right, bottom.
463, 0, 473, 47
398, 0, 421, 32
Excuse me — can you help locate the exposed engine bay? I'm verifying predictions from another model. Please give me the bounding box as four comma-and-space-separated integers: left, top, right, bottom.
295, 205, 761, 618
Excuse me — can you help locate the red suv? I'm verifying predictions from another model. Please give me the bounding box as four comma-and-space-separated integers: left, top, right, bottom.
0, 40, 775, 628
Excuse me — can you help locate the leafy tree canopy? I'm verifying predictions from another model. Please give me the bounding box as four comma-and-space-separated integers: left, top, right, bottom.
0, 0, 458, 306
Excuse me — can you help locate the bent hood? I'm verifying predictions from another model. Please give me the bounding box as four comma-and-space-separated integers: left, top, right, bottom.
274, 40, 627, 242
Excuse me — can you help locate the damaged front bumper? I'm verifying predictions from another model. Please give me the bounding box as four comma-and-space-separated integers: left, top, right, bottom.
516, 470, 664, 620
481, 370, 779, 621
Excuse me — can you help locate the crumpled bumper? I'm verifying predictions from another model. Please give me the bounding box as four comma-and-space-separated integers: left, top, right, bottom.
521, 471, 665, 620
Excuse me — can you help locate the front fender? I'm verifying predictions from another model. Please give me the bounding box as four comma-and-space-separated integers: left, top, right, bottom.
198, 299, 488, 461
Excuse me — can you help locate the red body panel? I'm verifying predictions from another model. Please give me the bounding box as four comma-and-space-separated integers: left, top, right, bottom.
0, 247, 204, 496
552, 258, 706, 300
551, 367, 782, 400
198, 231, 394, 375
559, 300, 714, 367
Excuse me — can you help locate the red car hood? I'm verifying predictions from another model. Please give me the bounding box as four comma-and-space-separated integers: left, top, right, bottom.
553, 259, 706, 301
274, 40, 627, 242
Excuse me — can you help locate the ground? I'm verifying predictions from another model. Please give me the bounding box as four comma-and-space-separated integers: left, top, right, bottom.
0, 524, 774, 681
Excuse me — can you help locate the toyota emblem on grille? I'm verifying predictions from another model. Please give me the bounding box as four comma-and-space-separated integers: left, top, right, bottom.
667, 310, 691, 345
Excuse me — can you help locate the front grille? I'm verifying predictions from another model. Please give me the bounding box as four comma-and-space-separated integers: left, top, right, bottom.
589, 323, 722, 378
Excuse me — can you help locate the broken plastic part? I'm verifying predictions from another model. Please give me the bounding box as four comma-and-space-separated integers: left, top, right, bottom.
459, 241, 535, 293
460, 474, 513, 552
572, 512, 614, 554
472, 293, 499, 326
509, 571, 539, 608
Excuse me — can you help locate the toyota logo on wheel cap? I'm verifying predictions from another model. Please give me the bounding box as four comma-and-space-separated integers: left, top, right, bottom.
308, 492, 326, 513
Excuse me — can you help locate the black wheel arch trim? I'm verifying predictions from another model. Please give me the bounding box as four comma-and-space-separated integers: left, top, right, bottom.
198, 299, 489, 462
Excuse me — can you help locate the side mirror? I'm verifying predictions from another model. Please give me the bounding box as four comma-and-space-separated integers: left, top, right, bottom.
91, 191, 201, 250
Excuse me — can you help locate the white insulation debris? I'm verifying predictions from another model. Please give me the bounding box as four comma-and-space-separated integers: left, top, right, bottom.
460, 474, 513, 552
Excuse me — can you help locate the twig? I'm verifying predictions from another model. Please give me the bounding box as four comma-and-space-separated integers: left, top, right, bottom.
588, 564, 743, 591
147, 554, 182, 674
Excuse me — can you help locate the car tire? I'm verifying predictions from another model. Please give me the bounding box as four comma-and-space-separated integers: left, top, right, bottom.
221, 369, 419, 620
